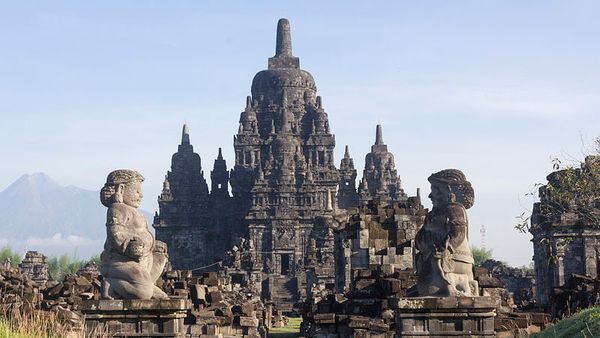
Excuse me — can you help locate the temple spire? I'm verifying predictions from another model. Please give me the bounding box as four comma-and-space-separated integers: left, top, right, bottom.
217, 147, 223, 160
182, 124, 190, 145
275, 18, 293, 57
245, 96, 252, 110
268, 18, 300, 69
375, 124, 384, 145
344, 145, 350, 159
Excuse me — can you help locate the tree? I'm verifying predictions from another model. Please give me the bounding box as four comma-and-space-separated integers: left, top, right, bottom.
471, 246, 493, 266
0, 246, 22, 267
47, 252, 100, 280
516, 136, 600, 233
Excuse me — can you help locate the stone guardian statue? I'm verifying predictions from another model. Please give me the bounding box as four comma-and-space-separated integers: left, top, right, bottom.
99, 169, 169, 299
415, 169, 478, 296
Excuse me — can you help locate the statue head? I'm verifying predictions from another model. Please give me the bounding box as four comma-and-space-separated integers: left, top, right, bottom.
427, 169, 474, 209
100, 169, 145, 208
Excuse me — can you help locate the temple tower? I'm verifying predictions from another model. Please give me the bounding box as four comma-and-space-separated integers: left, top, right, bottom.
358, 125, 407, 206
153, 125, 218, 269
337, 145, 359, 209
210, 148, 230, 198
230, 18, 339, 309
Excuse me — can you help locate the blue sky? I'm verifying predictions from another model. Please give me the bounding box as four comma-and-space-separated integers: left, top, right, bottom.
1, 1, 599, 266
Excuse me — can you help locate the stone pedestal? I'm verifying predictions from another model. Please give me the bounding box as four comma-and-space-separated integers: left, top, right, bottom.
81, 299, 190, 337
393, 296, 498, 337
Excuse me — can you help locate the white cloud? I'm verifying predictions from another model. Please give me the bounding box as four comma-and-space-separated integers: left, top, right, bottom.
0, 233, 103, 260
24, 233, 102, 247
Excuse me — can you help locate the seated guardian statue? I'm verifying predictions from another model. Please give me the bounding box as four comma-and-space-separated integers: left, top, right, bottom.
415, 169, 478, 296
99, 169, 169, 299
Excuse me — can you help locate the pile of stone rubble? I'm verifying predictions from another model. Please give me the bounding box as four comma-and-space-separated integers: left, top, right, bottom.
480, 259, 535, 307
301, 267, 416, 337
551, 273, 600, 319
160, 270, 282, 336
0, 256, 83, 331
0, 251, 281, 337
301, 265, 551, 338
474, 265, 550, 336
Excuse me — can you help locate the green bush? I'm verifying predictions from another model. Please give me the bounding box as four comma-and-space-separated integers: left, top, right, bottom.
471, 246, 493, 267
0, 246, 22, 267
534, 306, 600, 338
47, 253, 100, 280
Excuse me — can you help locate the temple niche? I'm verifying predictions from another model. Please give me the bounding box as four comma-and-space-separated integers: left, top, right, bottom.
530, 155, 600, 307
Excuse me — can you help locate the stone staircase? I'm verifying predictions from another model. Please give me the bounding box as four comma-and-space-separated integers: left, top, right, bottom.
270, 275, 298, 313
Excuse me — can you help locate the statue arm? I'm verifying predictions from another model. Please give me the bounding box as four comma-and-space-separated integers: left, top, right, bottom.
446, 204, 468, 248
107, 223, 132, 255
106, 205, 140, 257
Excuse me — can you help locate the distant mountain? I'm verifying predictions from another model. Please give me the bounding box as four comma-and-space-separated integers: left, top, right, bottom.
0, 173, 152, 258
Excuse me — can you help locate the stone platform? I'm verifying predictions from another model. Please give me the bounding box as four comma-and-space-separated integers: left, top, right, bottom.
393, 296, 498, 337
81, 299, 190, 337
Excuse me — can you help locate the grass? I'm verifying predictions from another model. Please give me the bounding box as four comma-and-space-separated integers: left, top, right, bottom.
0, 313, 71, 338
269, 317, 302, 337
0, 296, 90, 338
534, 306, 600, 338
0, 318, 37, 338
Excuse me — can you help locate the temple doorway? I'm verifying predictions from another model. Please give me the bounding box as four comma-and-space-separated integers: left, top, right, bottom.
281, 253, 290, 275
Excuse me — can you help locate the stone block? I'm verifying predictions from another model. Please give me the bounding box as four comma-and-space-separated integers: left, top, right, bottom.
354, 278, 375, 290
188, 324, 202, 335
206, 324, 218, 334
368, 319, 389, 332
98, 300, 123, 311
478, 275, 503, 288
239, 316, 259, 327
192, 284, 207, 302
204, 272, 219, 286
196, 309, 216, 318
241, 301, 254, 316
124, 298, 160, 310
347, 316, 370, 329
209, 291, 223, 303
314, 313, 336, 324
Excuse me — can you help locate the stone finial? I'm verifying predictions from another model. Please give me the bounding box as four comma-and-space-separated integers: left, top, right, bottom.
344, 145, 350, 159
375, 124, 384, 145
217, 147, 223, 160
361, 177, 368, 190
182, 124, 190, 145
245, 96, 252, 110
268, 18, 300, 69
275, 18, 293, 57
162, 177, 170, 192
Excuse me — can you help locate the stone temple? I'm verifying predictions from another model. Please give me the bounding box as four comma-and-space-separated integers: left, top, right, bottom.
153, 18, 417, 309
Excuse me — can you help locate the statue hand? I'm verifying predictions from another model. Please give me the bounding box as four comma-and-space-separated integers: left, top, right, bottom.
126, 237, 145, 260
153, 240, 168, 255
